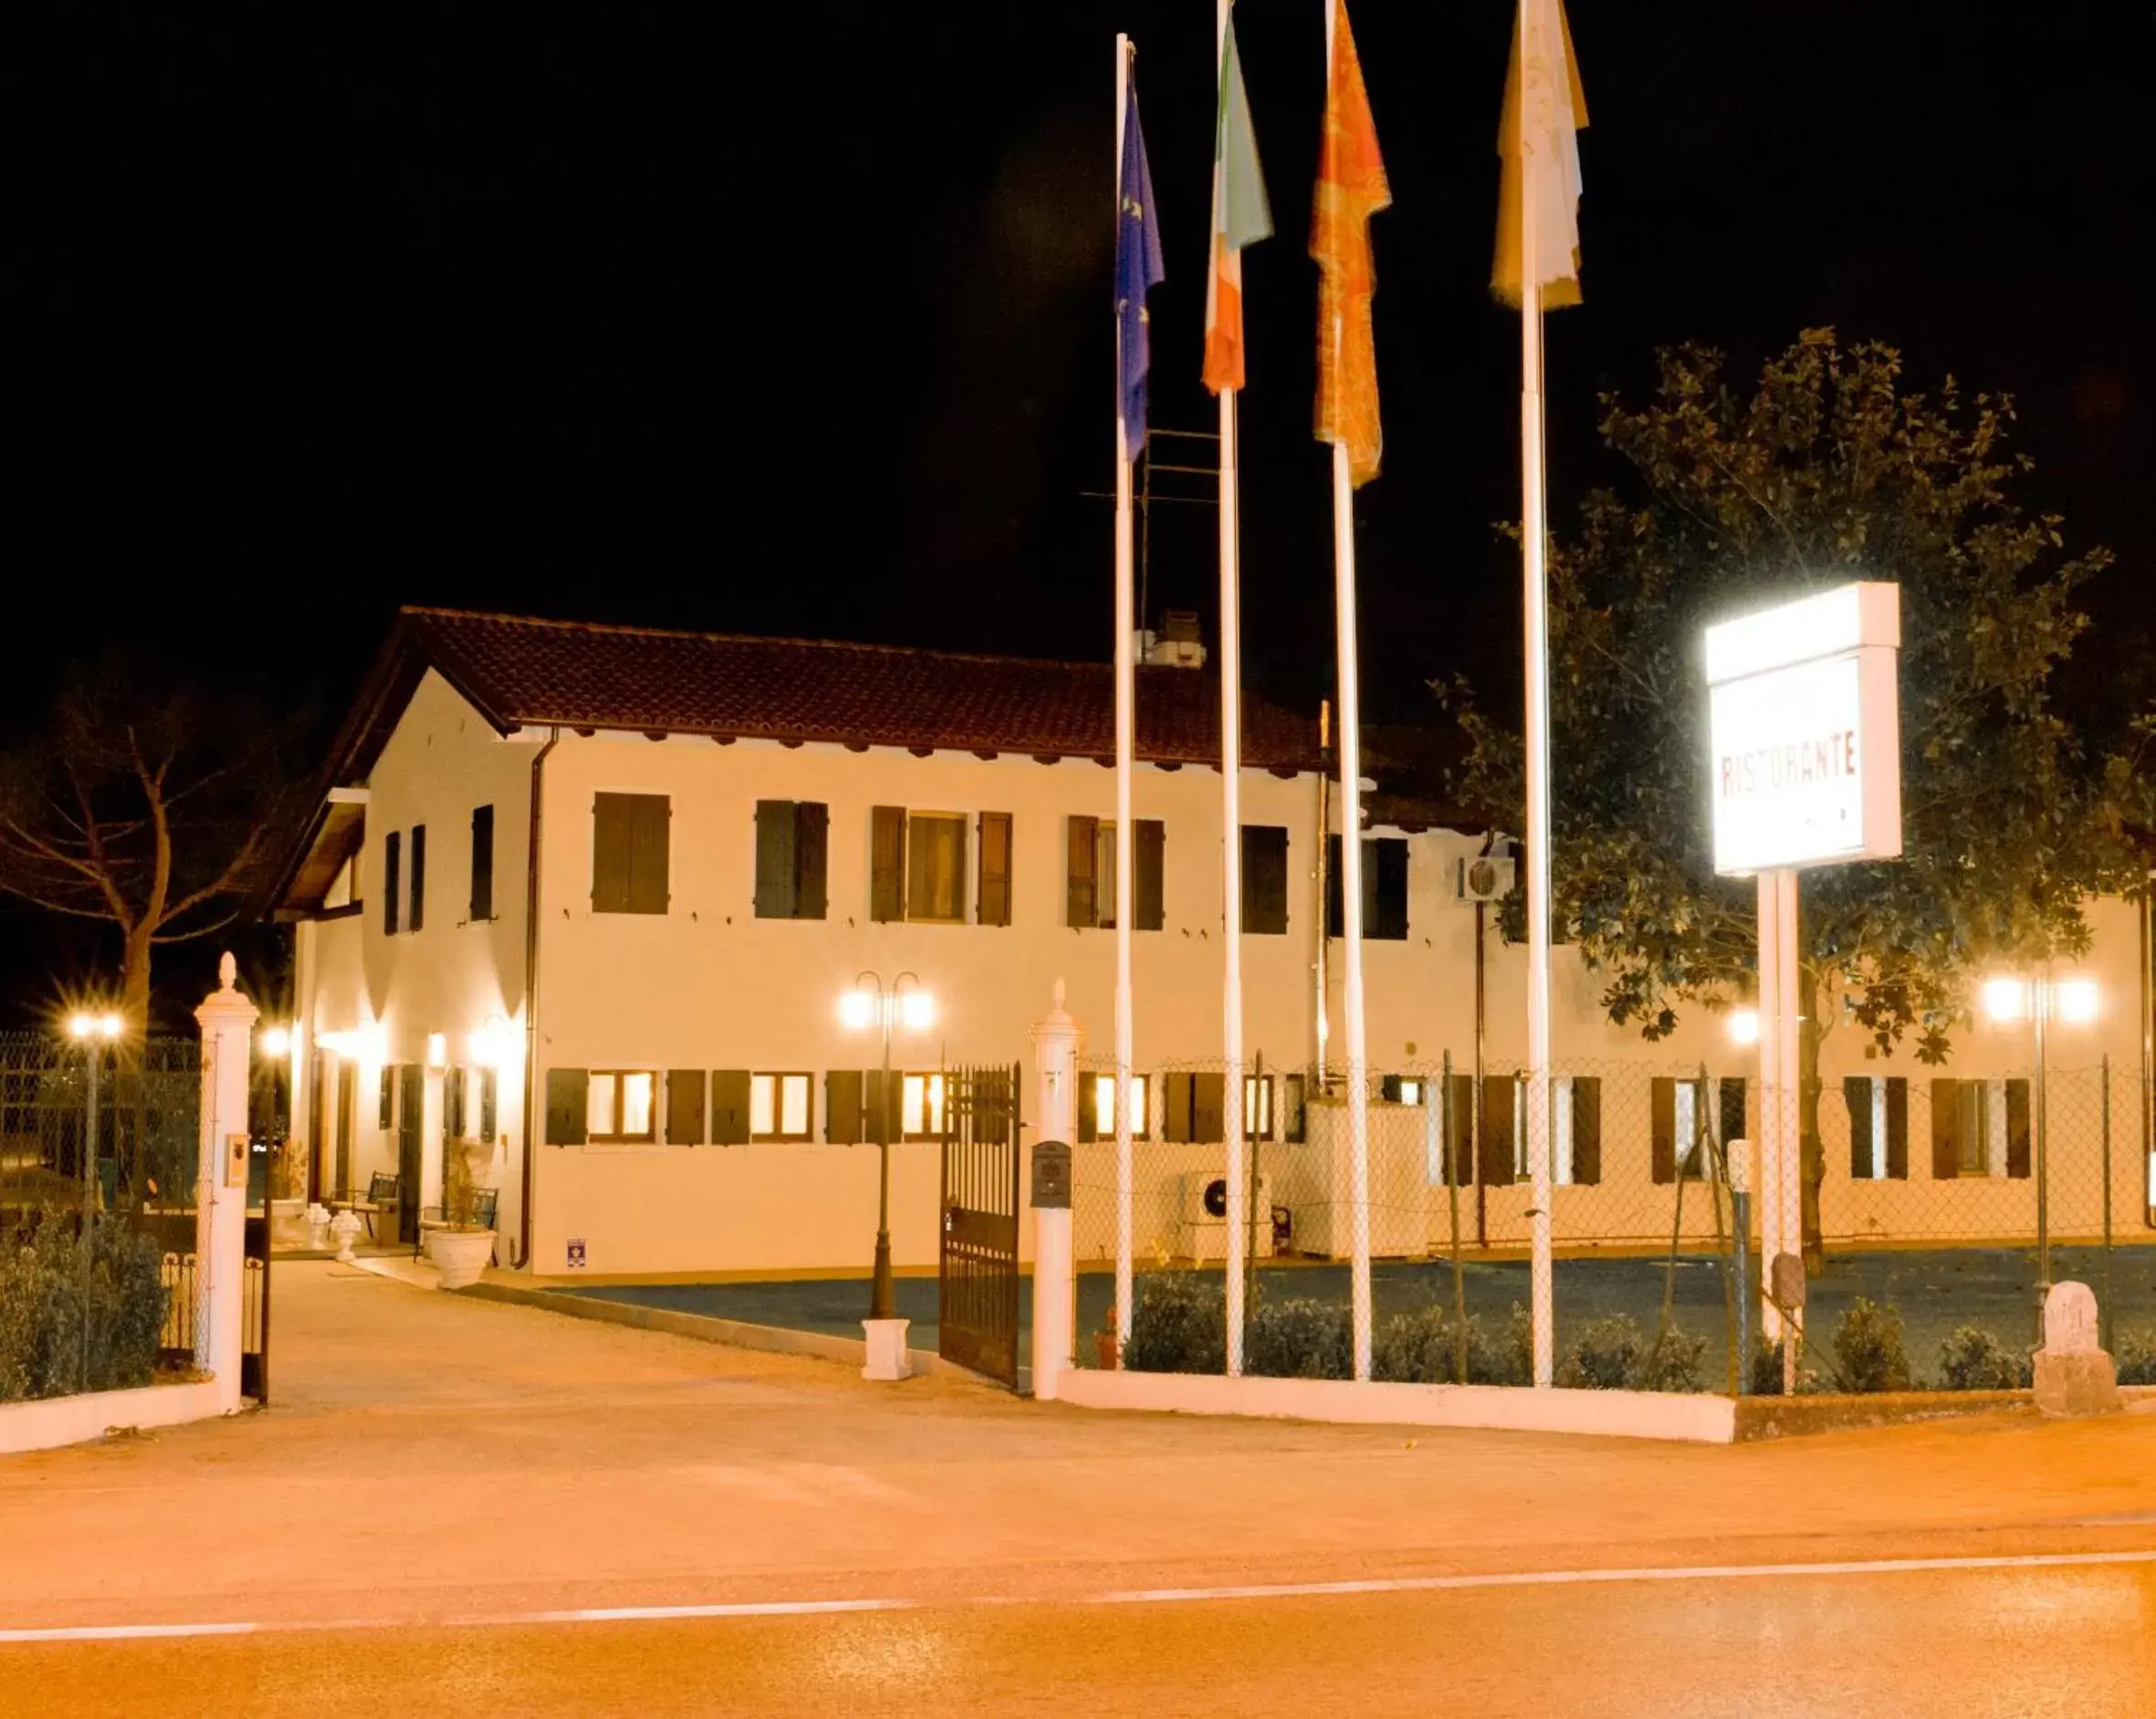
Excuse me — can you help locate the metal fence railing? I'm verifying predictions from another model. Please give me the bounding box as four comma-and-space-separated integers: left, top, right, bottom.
1071, 1049, 2156, 1394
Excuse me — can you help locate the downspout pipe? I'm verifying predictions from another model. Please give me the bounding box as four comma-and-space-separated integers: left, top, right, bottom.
518, 726, 562, 1270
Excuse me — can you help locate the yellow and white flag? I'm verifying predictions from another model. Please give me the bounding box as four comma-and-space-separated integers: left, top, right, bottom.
1491, 0, 1587, 309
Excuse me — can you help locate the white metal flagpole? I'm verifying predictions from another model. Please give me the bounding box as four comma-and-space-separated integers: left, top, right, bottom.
1113, 34, 1136, 1357
1218, 0, 1248, 1381
1518, 5, 1556, 1392
1324, 0, 1373, 1382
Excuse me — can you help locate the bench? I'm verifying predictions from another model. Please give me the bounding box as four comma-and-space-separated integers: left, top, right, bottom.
340, 1171, 399, 1241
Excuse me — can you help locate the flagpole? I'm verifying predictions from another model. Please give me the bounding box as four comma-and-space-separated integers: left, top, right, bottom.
1113, 33, 1137, 1359
1323, 0, 1373, 1382
1519, 12, 1556, 1391
1217, 0, 1249, 1382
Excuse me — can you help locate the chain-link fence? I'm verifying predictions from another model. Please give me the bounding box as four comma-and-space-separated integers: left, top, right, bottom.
1, 1032, 203, 1401
1071, 1049, 2156, 1394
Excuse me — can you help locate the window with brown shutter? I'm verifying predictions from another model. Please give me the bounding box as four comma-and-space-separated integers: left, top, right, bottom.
544, 1068, 589, 1145
1325, 835, 1408, 939
1066, 814, 1098, 928
710, 1070, 752, 1145
870, 806, 907, 922
478, 1067, 497, 1143
382, 832, 402, 935
445, 1066, 466, 1140
1930, 1078, 1962, 1179
2005, 1079, 2032, 1178
1443, 1073, 1474, 1186
1886, 1077, 1910, 1179
977, 812, 1013, 927
1161, 1072, 1196, 1143
754, 801, 829, 920
1135, 819, 1165, 930
1569, 1075, 1602, 1185
469, 804, 496, 922
1479, 1074, 1516, 1186
826, 1069, 863, 1144
592, 793, 669, 915
408, 823, 427, 931
1191, 1072, 1226, 1143
665, 1069, 706, 1145
905, 812, 967, 922
1650, 1076, 1677, 1184
1282, 1074, 1306, 1144
1241, 826, 1289, 935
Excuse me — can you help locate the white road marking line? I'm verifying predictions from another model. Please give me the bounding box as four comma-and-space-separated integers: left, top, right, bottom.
5, 1547, 2155, 1644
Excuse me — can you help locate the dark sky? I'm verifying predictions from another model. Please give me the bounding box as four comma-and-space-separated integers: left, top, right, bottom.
0, 3, 2149, 1010
4, 1, 2148, 723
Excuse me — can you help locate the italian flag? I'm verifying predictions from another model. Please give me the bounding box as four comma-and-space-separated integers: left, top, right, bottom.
1202, 16, 1272, 396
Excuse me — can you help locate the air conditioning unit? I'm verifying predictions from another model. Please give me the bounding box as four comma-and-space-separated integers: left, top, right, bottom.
1458, 854, 1515, 903
1177, 1170, 1275, 1263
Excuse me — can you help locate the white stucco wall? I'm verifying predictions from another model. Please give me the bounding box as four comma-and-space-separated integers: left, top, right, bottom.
287, 669, 2156, 1279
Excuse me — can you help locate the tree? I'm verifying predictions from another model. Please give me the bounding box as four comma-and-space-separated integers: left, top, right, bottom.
1452, 331, 2146, 1264
0, 652, 294, 1025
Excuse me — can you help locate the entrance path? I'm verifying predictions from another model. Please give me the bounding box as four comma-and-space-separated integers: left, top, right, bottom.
5, 1263, 2156, 1637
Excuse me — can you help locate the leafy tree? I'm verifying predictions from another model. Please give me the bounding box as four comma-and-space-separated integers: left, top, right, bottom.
0, 652, 294, 1025
1452, 331, 2145, 1263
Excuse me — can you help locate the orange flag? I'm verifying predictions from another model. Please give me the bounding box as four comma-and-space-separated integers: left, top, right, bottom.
1311, 0, 1390, 487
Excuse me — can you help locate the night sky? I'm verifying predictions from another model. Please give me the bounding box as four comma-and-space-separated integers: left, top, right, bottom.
1, 3, 2149, 1009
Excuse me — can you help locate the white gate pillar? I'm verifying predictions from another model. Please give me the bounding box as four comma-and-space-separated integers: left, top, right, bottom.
195, 953, 258, 1412
1029, 980, 1081, 1400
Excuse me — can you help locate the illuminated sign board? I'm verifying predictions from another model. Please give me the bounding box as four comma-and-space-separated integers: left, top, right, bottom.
1705, 582, 1901, 875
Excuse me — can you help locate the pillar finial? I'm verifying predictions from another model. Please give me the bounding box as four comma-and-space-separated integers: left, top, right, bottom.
218, 951, 237, 991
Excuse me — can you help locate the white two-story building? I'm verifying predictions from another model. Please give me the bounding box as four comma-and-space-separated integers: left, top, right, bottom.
261, 607, 2156, 1279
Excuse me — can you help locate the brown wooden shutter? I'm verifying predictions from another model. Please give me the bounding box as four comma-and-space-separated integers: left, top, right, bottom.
1930, 1078, 1961, 1179
1380, 1074, 1403, 1103
383, 831, 403, 934
445, 1067, 465, 1139
543, 1068, 588, 1145
1242, 826, 1289, 935
1479, 1074, 1516, 1186
628, 795, 670, 913
711, 1070, 752, 1145
479, 1067, 497, 1142
1571, 1076, 1601, 1185
1372, 838, 1409, 939
1161, 1073, 1194, 1143
1192, 1072, 1226, 1143
977, 812, 1013, 927
861, 1069, 901, 1145
1885, 1077, 1909, 1179
591, 794, 630, 913
754, 801, 798, 918
1718, 1078, 1746, 1158
2005, 1079, 2032, 1178
1134, 819, 1166, 931
1845, 1075, 1874, 1179
469, 804, 496, 921
1650, 1076, 1677, 1184
1283, 1074, 1307, 1143
1076, 1074, 1098, 1143
1445, 1073, 1473, 1185
825, 1069, 862, 1144
795, 802, 828, 919
665, 1069, 706, 1145
870, 806, 907, 923
1065, 814, 1098, 928
1325, 834, 1345, 938
408, 823, 427, 931
378, 1064, 394, 1130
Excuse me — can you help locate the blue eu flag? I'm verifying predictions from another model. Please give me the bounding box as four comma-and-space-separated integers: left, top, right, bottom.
1116, 86, 1165, 456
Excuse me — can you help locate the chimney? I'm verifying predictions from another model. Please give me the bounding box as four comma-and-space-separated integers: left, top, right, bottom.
1141, 609, 1208, 670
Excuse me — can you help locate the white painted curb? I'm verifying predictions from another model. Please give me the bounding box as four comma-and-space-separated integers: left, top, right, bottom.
0, 1379, 232, 1457
1054, 1368, 1737, 1443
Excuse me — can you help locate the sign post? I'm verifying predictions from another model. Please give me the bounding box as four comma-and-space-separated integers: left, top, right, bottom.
1707, 584, 1902, 1334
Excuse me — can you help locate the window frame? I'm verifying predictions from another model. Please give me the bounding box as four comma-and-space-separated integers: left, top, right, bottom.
1241, 1073, 1275, 1140
901, 1071, 947, 1142
904, 811, 969, 925
591, 791, 671, 916
748, 1071, 815, 1143
586, 1069, 660, 1145
1084, 1071, 1151, 1141
469, 804, 497, 923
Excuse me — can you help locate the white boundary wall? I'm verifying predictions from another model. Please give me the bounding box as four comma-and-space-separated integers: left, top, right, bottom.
0, 1379, 230, 1458
1055, 1368, 1736, 1443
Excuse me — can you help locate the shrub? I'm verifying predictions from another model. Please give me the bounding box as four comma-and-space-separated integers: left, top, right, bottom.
1124, 1272, 1224, 1375
1372, 1303, 1453, 1384
1936, 1325, 2028, 1392
0, 1211, 167, 1402
2114, 1324, 2156, 1387
1832, 1297, 1912, 1393
1749, 1338, 1826, 1396
1244, 1298, 1352, 1379
1557, 1315, 1647, 1389
1637, 1326, 1708, 1393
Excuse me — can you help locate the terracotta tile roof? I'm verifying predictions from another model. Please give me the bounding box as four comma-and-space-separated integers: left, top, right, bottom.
403, 607, 1324, 770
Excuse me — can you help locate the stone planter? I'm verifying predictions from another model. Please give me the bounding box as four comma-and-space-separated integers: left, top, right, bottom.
431, 1229, 497, 1289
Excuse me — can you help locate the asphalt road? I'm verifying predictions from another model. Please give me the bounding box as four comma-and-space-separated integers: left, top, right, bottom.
10, 1557, 2155, 1717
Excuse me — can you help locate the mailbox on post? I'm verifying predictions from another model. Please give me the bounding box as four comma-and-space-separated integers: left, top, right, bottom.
1031, 1139, 1071, 1210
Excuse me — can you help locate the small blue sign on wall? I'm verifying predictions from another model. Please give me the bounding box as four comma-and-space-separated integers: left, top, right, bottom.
567, 1238, 587, 1269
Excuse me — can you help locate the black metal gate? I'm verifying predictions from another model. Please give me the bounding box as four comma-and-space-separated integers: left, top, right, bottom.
242, 1209, 271, 1400
938, 1064, 1021, 1389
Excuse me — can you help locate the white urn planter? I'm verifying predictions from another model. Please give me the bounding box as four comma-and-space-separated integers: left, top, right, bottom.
431, 1230, 497, 1289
